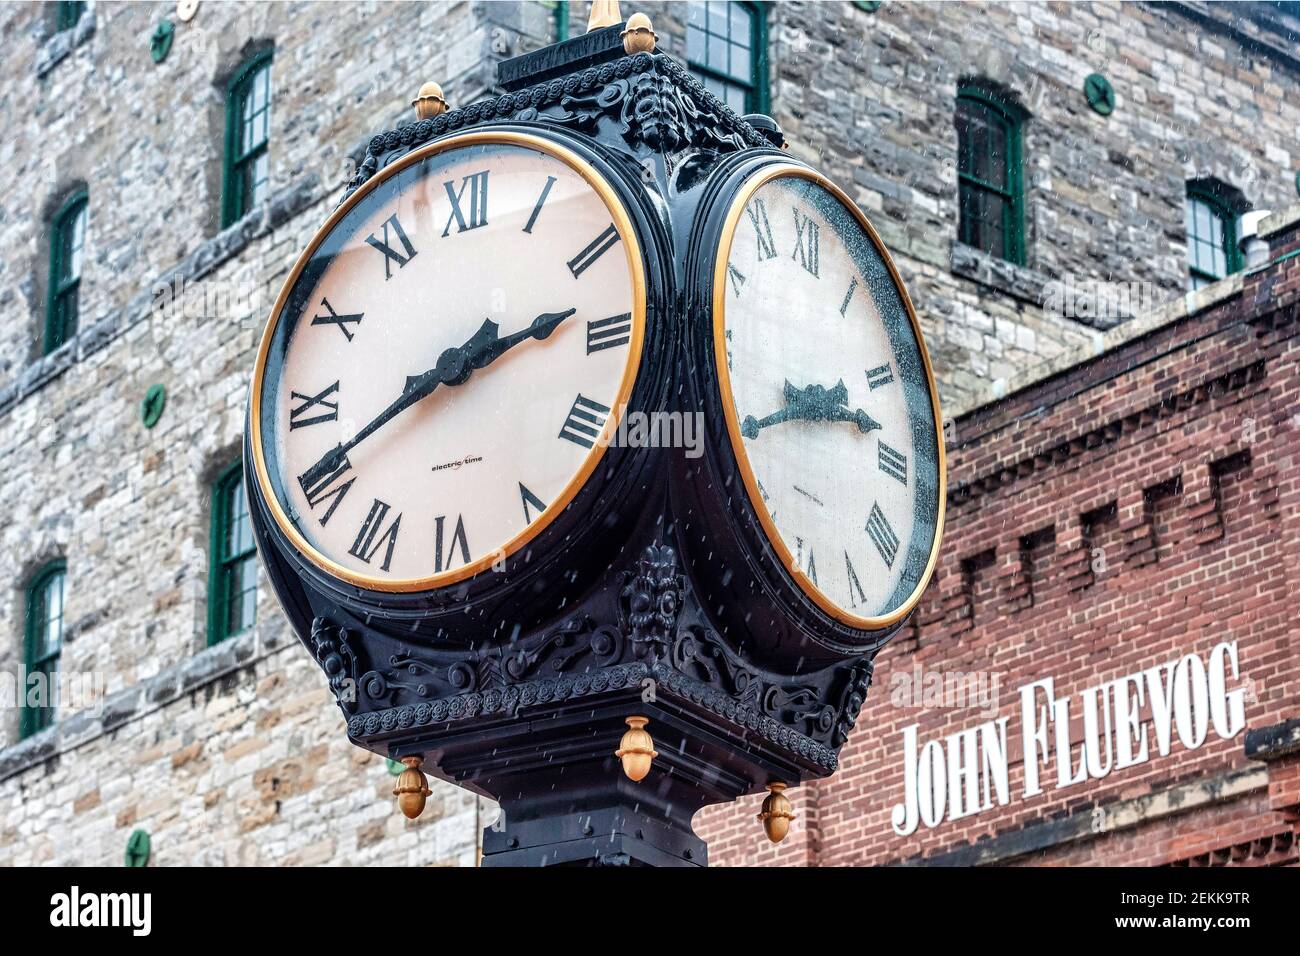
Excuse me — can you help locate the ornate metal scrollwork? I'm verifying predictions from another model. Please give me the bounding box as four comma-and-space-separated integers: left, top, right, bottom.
832, 661, 874, 748
503, 615, 625, 682
620, 544, 683, 657
306, 616, 359, 715
341, 54, 770, 206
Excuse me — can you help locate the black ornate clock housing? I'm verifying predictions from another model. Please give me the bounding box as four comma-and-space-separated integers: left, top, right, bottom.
244, 23, 943, 867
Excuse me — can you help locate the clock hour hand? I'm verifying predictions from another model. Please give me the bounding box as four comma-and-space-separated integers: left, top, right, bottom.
297, 309, 578, 494
740, 379, 881, 439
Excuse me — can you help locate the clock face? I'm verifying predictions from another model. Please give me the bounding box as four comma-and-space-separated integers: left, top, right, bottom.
714, 169, 943, 628
251, 134, 645, 590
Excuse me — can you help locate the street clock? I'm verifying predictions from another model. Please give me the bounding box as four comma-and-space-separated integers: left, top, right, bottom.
245, 14, 944, 867
250, 132, 648, 593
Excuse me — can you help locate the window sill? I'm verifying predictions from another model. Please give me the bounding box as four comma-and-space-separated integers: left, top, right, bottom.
0, 628, 264, 785
949, 240, 1049, 308
0, 176, 321, 420
36, 13, 96, 79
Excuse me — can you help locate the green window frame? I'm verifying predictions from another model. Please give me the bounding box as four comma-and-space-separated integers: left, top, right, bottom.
207, 462, 258, 645
22, 561, 66, 739
45, 189, 87, 354
221, 50, 273, 229
956, 85, 1026, 265
1185, 186, 1241, 291
686, 1, 769, 115
56, 1, 85, 31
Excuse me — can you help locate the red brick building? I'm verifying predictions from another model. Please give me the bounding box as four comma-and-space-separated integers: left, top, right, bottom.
698, 209, 1300, 867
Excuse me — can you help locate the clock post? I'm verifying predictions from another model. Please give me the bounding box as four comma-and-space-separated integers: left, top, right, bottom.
245, 3, 944, 867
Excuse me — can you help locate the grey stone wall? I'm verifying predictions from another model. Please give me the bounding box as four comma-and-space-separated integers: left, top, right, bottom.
1, 0, 1298, 865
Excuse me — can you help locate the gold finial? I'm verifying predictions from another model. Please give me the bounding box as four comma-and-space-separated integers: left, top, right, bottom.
621, 12, 657, 54
587, 0, 622, 32
393, 756, 432, 818
615, 716, 657, 781
757, 782, 795, 843
411, 82, 447, 121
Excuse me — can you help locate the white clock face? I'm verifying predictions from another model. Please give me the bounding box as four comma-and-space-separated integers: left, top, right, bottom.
717, 172, 942, 625
252, 136, 644, 590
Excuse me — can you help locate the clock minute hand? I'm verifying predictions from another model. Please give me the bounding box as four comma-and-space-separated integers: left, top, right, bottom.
463, 308, 577, 371
297, 308, 578, 494
740, 380, 882, 439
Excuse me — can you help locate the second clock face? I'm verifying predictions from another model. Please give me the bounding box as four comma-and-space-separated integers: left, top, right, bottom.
715, 169, 943, 627
251, 134, 644, 590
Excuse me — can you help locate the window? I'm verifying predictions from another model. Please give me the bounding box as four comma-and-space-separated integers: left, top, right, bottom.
22, 562, 65, 739
208, 463, 258, 644
222, 51, 273, 228
956, 85, 1025, 265
687, 2, 768, 114
45, 190, 87, 353
56, 1, 85, 31
1185, 186, 1242, 290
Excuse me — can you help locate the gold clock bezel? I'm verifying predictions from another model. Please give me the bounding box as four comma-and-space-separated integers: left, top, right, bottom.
249, 130, 648, 593
711, 163, 947, 631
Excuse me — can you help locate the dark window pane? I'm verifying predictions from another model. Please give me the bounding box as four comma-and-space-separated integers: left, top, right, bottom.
1185, 195, 1227, 282
24, 567, 64, 737
688, 2, 758, 111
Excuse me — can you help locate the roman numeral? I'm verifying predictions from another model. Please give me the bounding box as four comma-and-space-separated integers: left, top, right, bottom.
567, 224, 620, 278
792, 209, 819, 277
865, 502, 899, 568
433, 513, 471, 573
586, 313, 632, 353
796, 536, 817, 585
866, 363, 895, 390
365, 214, 418, 280
288, 381, 340, 431
519, 483, 547, 523
523, 175, 557, 234
310, 297, 363, 342
297, 451, 355, 526
746, 198, 777, 261
558, 394, 611, 448
878, 440, 908, 484
442, 170, 489, 236
348, 499, 401, 571
839, 278, 858, 317
727, 262, 746, 296
845, 552, 867, 608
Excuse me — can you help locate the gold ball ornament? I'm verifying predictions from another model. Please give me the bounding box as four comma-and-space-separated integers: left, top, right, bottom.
758, 782, 795, 843
393, 756, 432, 819
411, 82, 447, 121
615, 716, 658, 782
621, 13, 658, 55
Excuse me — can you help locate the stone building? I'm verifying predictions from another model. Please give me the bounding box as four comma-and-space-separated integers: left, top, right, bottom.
1, 0, 1297, 865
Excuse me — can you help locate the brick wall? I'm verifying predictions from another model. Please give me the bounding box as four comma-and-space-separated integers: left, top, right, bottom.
697, 210, 1300, 866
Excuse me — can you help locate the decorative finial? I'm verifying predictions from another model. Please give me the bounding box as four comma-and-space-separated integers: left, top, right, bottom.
758, 782, 795, 843
621, 12, 657, 54
411, 82, 447, 121
393, 756, 432, 818
615, 716, 657, 781
587, 0, 622, 32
